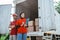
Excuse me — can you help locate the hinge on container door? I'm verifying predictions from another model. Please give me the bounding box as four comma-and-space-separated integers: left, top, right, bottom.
38, 17, 41, 19
38, 7, 40, 9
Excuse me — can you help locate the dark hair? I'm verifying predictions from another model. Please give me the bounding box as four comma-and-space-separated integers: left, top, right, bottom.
19, 12, 24, 18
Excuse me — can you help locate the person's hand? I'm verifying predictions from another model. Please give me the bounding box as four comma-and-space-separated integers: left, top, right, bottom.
24, 24, 27, 26
9, 27, 11, 31
22, 22, 24, 24
24, 24, 27, 27
11, 25, 15, 29
21, 22, 24, 26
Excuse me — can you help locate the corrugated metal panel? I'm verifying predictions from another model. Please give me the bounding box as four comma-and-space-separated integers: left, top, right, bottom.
55, 10, 60, 34
38, 0, 55, 32
0, 4, 12, 34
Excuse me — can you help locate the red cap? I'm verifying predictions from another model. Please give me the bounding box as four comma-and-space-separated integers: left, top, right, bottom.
12, 14, 17, 16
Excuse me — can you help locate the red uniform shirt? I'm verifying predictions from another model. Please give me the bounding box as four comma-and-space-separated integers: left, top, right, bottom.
16, 18, 27, 34
10, 20, 17, 35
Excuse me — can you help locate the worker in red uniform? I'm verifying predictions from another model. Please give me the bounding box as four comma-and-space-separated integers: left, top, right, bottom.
16, 12, 27, 40
9, 14, 17, 40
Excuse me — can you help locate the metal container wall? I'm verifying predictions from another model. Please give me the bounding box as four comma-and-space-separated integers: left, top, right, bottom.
38, 0, 55, 32
0, 4, 12, 34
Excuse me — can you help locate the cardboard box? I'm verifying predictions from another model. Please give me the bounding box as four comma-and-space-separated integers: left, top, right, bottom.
28, 21, 34, 27
35, 26, 39, 31
35, 18, 39, 26
27, 26, 34, 32
35, 18, 39, 21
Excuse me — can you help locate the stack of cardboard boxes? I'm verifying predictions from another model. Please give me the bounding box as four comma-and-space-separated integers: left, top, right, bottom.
27, 18, 42, 40
27, 18, 39, 32
35, 18, 43, 40
28, 21, 34, 32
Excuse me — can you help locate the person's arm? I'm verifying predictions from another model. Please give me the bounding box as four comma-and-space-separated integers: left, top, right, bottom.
21, 22, 25, 26
9, 22, 15, 30
15, 20, 20, 29
24, 24, 27, 28
20, 22, 27, 27
9, 25, 15, 30
9, 22, 12, 31
11, 25, 15, 28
